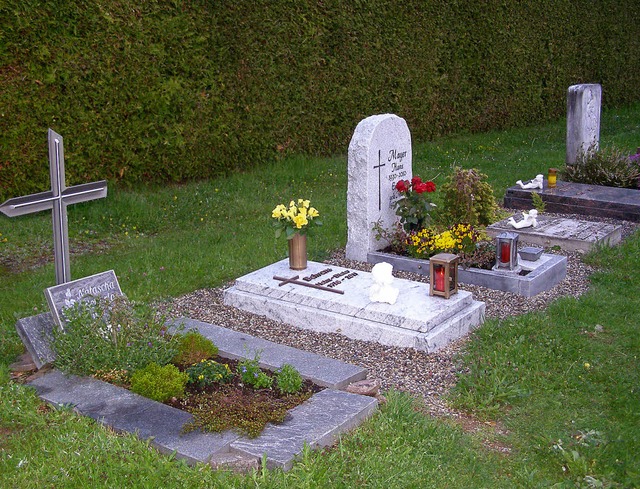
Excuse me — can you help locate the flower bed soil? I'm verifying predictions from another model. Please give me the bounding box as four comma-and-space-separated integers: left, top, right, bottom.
166, 357, 324, 438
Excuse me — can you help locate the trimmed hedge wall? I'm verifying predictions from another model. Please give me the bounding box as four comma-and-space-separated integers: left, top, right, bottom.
1, 0, 639, 199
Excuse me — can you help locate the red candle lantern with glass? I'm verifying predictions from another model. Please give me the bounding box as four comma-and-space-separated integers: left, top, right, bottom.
494, 232, 519, 271
429, 253, 459, 299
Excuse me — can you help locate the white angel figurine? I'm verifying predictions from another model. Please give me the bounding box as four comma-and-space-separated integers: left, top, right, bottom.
516, 174, 544, 190
508, 209, 538, 229
369, 262, 399, 305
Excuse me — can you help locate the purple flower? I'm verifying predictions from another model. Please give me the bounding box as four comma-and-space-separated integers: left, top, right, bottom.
148, 342, 152, 347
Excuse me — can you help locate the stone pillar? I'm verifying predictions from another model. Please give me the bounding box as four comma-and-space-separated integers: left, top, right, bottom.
346, 114, 412, 262
566, 84, 601, 165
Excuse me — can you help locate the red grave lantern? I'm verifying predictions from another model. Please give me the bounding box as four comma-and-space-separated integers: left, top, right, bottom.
494, 232, 519, 271
429, 253, 459, 299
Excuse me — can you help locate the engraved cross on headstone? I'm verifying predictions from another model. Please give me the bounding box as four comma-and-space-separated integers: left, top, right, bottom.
373, 149, 386, 211
0, 129, 107, 285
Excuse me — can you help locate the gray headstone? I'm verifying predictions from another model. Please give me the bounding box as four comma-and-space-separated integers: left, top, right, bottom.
566, 84, 601, 165
346, 114, 412, 262
15, 313, 56, 369
44, 270, 123, 329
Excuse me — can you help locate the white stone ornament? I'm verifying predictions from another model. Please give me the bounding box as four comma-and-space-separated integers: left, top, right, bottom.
508, 209, 538, 229
369, 262, 399, 305
516, 174, 544, 190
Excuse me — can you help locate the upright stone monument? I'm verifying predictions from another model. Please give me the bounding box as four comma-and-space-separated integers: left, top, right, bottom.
566, 84, 601, 165
346, 114, 412, 262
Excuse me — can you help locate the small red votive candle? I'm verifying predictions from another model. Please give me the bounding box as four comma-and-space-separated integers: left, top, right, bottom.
500, 242, 511, 263
435, 266, 445, 291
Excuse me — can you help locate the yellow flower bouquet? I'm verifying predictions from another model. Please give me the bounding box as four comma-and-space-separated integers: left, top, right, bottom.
271, 199, 322, 239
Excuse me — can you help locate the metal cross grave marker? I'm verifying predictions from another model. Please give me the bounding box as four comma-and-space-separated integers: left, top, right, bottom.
0, 129, 108, 285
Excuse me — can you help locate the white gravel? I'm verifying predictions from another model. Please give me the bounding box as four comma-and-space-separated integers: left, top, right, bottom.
167, 214, 638, 417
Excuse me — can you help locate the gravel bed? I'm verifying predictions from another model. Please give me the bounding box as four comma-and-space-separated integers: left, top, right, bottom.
167, 214, 638, 417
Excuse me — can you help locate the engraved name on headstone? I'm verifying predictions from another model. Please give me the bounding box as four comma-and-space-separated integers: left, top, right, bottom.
45, 270, 124, 329
346, 114, 412, 262
566, 84, 601, 165
0, 129, 108, 284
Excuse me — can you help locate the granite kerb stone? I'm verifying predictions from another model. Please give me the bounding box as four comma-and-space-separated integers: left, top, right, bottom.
174, 317, 368, 389
230, 389, 378, 471
368, 251, 567, 297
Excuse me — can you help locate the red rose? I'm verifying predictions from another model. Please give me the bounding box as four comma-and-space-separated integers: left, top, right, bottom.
414, 182, 428, 194
395, 180, 409, 193
411, 175, 422, 187
424, 181, 436, 192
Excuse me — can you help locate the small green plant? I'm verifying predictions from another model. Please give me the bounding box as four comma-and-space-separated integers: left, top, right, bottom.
393, 176, 437, 232
439, 167, 498, 227
562, 144, 640, 188
531, 191, 546, 213
172, 331, 218, 367
130, 362, 188, 402
458, 240, 497, 270
372, 220, 409, 254
275, 364, 303, 394
52, 296, 180, 378
185, 359, 233, 389
238, 354, 273, 390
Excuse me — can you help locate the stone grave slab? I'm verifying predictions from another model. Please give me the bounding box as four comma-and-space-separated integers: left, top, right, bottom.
45, 269, 123, 328
26, 321, 377, 471
503, 181, 640, 222
487, 215, 621, 252
223, 259, 485, 352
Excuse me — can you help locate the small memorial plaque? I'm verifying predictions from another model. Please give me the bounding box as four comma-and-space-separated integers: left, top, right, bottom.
45, 270, 123, 329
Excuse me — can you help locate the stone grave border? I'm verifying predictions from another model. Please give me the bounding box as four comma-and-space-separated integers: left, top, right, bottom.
368, 251, 567, 297
26, 317, 376, 471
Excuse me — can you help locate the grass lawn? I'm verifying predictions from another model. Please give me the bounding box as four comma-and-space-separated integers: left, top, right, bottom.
1, 103, 639, 487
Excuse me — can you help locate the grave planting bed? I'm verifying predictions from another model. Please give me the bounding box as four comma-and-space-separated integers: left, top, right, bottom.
24, 317, 377, 471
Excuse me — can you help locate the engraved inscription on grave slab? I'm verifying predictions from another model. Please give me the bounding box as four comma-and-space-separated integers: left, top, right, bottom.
45, 270, 123, 329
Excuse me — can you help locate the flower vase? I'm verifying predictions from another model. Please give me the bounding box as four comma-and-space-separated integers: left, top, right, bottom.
288, 233, 307, 270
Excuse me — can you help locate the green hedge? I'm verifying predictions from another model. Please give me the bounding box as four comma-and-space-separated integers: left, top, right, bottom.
1, 0, 639, 199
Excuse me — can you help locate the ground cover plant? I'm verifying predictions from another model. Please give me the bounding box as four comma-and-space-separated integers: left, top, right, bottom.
1, 105, 639, 487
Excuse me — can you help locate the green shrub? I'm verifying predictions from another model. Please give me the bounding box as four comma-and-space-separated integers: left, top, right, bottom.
438, 167, 499, 227
172, 331, 218, 368
238, 355, 273, 390
185, 360, 233, 389
130, 363, 188, 402
531, 192, 546, 213
275, 364, 303, 394
562, 145, 640, 189
52, 296, 180, 378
